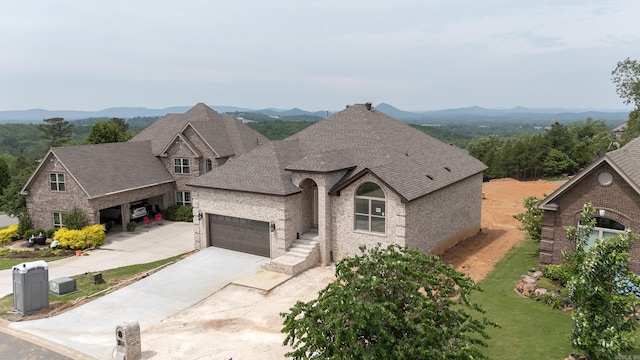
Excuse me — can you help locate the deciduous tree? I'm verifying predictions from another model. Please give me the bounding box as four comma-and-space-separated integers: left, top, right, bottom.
566, 203, 640, 360
281, 244, 497, 359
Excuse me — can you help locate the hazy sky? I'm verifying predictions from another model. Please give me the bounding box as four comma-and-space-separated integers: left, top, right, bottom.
2, 1, 639, 112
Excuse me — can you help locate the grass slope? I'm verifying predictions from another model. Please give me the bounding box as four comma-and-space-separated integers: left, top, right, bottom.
474, 239, 573, 359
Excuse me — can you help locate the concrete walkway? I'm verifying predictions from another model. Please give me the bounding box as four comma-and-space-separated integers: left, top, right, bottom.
0, 221, 195, 298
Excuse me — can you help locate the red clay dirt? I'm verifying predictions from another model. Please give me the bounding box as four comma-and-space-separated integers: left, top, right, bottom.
439, 178, 562, 281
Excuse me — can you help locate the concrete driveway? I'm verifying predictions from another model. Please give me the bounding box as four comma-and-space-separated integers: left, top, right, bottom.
10, 247, 269, 359
0, 214, 18, 228
2, 221, 272, 359
0, 221, 195, 298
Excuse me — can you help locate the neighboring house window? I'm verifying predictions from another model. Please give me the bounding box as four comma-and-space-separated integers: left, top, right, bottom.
176, 191, 192, 206
583, 217, 626, 248
50, 173, 65, 191
53, 212, 65, 228
354, 182, 385, 233
205, 159, 213, 173
174, 158, 190, 174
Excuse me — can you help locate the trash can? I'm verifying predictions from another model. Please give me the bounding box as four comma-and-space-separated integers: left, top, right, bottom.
12, 260, 49, 315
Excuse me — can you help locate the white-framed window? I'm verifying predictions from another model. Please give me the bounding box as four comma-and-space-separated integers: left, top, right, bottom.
584, 217, 626, 248
176, 191, 192, 206
174, 158, 190, 174
205, 159, 212, 173
354, 182, 385, 233
50, 173, 65, 191
53, 212, 65, 228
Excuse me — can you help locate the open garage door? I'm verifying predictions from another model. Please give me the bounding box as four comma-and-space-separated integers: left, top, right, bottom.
208, 215, 270, 257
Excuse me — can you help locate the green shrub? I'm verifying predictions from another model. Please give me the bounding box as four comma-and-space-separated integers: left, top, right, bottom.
63, 207, 87, 230
34, 228, 46, 236
0, 224, 19, 244
126, 221, 137, 232
536, 293, 567, 309
543, 263, 573, 286
53, 225, 105, 250
46, 228, 57, 239
17, 215, 33, 238
23, 229, 36, 240
162, 205, 193, 222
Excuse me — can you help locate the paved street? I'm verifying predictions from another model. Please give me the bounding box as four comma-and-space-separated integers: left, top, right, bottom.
0, 214, 18, 228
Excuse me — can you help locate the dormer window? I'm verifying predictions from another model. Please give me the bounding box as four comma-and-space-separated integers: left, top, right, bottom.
174, 158, 190, 174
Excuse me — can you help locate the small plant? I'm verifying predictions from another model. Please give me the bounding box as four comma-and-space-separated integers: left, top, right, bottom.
126, 221, 138, 232
543, 263, 573, 286
22, 229, 36, 240
162, 205, 193, 222
63, 207, 87, 230
0, 224, 20, 244
513, 196, 544, 242
46, 228, 57, 239
17, 215, 33, 238
536, 293, 567, 309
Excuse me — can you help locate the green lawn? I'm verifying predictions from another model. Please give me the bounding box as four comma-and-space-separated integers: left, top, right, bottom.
0, 253, 190, 318
474, 239, 573, 359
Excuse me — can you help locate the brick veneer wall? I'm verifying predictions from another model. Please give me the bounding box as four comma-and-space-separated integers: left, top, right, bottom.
330, 173, 406, 262
25, 156, 173, 229
405, 172, 483, 255
26, 157, 91, 229
192, 188, 291, 258
539, 162, 640, 272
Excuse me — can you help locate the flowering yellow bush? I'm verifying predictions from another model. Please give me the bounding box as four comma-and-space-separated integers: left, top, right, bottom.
0, 224, 19, 244
54, 225, 106, 250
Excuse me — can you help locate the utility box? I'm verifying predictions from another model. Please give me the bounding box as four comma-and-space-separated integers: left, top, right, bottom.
12, 260, 49, 315
115, 320, 141, 360
49, 277, 76, 295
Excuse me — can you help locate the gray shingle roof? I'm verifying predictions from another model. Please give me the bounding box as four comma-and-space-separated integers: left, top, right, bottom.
130, 103, 269, 158
38, 141, 173, 198
539, 136, 640, 210
607, 136, 640, 186
189, 104, 487, 201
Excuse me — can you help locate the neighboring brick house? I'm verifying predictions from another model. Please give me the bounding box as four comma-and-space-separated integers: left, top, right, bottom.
187, 103, 487, 275
538, 136, 640, 272
21, 103, 268, 231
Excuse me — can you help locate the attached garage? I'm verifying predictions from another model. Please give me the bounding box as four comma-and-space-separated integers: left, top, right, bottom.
208, 214, 270, 257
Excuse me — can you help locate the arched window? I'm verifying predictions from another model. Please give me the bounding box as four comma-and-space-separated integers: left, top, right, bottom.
585, 217, 626, 248
355, 182, 385, 233
205, 159, 213, 173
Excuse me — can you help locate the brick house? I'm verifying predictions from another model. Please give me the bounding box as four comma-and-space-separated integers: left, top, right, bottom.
538, 136, 640, 272
187, 103, 487, 275
21, 103, 268, 231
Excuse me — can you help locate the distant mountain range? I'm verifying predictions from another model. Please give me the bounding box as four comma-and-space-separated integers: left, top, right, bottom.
0, 103, 630, 124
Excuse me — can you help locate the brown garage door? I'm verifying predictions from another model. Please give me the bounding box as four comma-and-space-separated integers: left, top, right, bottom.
209, 214, 270, 257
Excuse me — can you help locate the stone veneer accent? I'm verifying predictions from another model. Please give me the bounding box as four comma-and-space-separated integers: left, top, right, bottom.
539, 162, 640, 273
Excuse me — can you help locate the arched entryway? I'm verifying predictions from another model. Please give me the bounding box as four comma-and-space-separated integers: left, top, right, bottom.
299, 178, 318, 232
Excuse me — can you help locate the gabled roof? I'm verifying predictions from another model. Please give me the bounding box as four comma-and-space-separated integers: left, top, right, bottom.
21, 141, 174, 199
129, 103, 269, 158
189, 104, 487, 201
539, 136, 640, 210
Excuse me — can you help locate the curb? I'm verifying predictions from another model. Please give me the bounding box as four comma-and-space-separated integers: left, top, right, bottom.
0, 318, 95, 360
